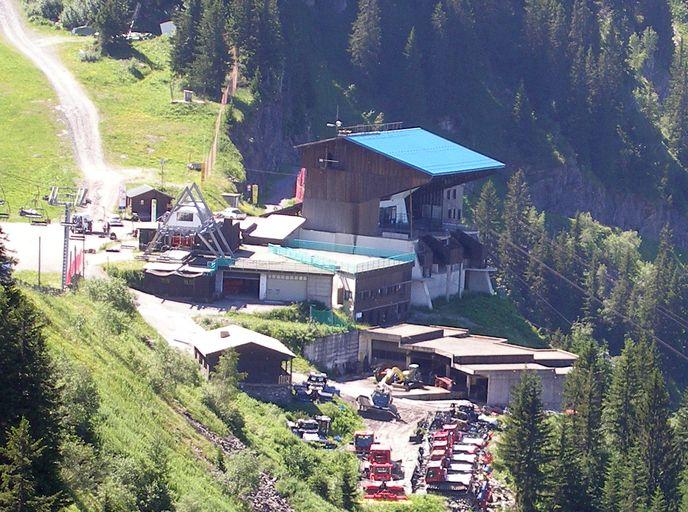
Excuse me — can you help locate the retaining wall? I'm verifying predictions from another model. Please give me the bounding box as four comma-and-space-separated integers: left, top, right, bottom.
303, 330, 360, 373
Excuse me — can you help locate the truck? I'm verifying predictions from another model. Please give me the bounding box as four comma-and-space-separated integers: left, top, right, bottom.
356, 384, 400, 420
425, 459, 473, 493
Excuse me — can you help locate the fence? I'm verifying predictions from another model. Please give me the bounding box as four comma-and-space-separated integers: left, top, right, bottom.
309, 306, 348, 327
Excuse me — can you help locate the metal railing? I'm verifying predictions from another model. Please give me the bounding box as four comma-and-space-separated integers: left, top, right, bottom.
269, 243, 415, 274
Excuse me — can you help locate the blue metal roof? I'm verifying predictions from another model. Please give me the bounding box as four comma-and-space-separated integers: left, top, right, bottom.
346, 127, 505, 176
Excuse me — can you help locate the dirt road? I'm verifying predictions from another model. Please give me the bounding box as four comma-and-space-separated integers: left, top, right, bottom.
0, 0, 122, 214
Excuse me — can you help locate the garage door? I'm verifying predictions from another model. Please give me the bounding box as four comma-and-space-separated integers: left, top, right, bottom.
266, 274, 308, 302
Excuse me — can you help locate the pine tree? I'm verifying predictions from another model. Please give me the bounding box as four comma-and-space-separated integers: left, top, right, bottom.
547, 418, 586, 512
170, 0, 203, 77
0, 418, 55, 512
473, 180, 502, 259
648, 487, 669, 512
498, 170, 533, 304
189, 0, 230, 99
348, 0, 381, 79
401, 27, 425, 118
664, 44, 688, 168
499, 372, 551, 511
603, 339, 639, 452
0, 239, 61, 498
93, 0, 130, 54
636, 365, 679, 506
562, 324, 607, 509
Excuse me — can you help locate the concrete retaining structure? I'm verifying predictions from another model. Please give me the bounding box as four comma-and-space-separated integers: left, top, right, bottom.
303, 331, 360, 372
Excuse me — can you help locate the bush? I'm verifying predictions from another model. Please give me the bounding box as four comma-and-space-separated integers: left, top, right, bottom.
224, 452, 261, 503
56, 357, 101, 442
79, 48, 101, 62
82, 278, 135, 314
104, 264, 144, 290
60, 0, 98, 29
148, 340, 200, 395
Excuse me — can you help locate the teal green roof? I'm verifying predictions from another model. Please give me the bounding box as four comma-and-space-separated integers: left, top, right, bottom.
346, 127, 505, 176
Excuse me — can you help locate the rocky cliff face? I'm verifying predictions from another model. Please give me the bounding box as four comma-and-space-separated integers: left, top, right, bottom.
527, 165, 688, 248
229, 96, 302, 204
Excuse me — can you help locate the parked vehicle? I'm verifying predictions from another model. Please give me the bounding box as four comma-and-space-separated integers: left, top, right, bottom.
217, 207, 247, 220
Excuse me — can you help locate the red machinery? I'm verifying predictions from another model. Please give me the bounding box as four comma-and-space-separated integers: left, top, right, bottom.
363, 481, 407, 501
425, 460, 472, 493
361, 443, 406, 500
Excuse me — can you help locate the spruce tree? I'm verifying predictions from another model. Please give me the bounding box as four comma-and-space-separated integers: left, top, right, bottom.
499, 372, 551, 511
348, 0, 381, 80
0, 418, 55, 512
401, 27, 425, 118
498, 170, 533, 304
473, 180, 502, 259
93, 0, 130, 54
189, 0, 230, 99
603, 339, 639, 452
0, 239, 61, 498
636, 366, 679, 507
547, 418, 586, 512
170, 0, 203, 77
562, 324, 607, 509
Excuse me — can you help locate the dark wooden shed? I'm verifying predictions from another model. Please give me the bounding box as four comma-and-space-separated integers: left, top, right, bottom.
192, 325, 295, 385
126, 185, 173, 221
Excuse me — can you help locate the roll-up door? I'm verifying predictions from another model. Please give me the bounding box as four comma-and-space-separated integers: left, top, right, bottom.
266, 274, 308, 302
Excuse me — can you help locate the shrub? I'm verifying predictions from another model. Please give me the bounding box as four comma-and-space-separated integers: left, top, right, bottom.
56, 357, 101, 442
104, 264, 144, 290
224, 452, 261, 503
60, 0, 98, 29
82, 278, 135, 314
79, 48, 101, 63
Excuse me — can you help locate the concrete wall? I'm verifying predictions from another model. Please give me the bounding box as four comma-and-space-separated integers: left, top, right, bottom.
485, 370, 565, 411
465, 269, 494, 294
303, 331, 360, 372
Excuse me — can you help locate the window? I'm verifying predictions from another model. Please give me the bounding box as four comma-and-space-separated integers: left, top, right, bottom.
452, 188, 457, 199
456, 209, 462, 221
446, 190, 451, 200
140, 199, 145, 205
177, 211, 194, 222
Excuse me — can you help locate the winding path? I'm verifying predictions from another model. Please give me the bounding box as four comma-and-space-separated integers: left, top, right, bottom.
0, 0, 122, 214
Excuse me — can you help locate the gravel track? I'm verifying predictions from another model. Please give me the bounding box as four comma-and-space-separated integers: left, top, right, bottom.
0, 0, 123, 214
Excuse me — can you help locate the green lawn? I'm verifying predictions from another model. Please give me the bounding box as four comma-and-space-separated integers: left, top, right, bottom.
410, 293, 547, 348
55, 35, 245, 210
0, 41, 77, 221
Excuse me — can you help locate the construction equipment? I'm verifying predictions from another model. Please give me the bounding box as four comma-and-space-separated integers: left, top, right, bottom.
352, 431, 375, 456
286, 416, 335, 448
293, 371, 340, 402
356, 384, 399, 419
362, 481, 407, 501
425, 459, 473, 493
374, 364, 424, 390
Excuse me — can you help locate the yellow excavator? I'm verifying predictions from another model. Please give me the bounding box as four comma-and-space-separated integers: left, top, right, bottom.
374, 364, 423, 390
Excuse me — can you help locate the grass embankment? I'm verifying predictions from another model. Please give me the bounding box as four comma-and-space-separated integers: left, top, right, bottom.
410, 293, 547, 348
0, 41, 77, 222
24, 280, 367, 511
55, 34, 246, 210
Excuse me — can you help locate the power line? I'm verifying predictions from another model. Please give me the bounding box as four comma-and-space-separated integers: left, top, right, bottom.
513, 218, 688, 333
489, 227, 688, 363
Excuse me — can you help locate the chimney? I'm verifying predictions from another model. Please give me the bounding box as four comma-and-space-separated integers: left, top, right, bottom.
220, 330, 230, 338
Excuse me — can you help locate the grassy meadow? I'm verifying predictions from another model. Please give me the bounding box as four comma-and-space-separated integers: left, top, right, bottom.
0, 41, 77, 221
410, 293, 547, 348
22, 279, 369, 511
54, 34, 245, 210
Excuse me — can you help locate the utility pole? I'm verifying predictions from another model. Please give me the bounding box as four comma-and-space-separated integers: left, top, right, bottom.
37, 236, 41, 287
159, 159, 167, 191
47, 187, 88, 291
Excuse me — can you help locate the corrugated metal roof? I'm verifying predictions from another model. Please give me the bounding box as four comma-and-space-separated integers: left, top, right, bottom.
345, 128, 505, 176
194, 324, 295, 358
126, 184, 172, 198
